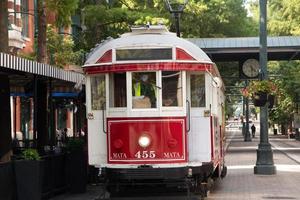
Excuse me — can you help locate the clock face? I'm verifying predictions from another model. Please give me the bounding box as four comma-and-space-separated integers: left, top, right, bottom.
242, 59, 259, 78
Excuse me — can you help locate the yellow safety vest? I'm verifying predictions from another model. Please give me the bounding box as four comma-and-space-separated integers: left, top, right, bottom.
134, 82, 156, 97
134, 83, 142, 96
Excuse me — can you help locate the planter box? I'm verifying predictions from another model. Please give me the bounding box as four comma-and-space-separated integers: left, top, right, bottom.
66, 150, 87, 193
14, 160, 44, 200
0, 161, 15, 200
252, 92, 268, 107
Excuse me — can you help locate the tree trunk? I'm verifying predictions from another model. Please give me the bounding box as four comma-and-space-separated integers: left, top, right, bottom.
0, 0, 9, 53
37, 0, 47, 63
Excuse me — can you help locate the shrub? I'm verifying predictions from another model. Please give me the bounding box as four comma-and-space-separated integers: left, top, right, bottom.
21, 149, 40, 160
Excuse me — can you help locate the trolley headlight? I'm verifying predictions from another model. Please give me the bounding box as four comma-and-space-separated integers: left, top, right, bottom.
138, 135, 151, 148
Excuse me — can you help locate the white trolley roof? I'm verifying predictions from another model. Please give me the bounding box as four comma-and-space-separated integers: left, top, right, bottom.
84, 25, 212, 66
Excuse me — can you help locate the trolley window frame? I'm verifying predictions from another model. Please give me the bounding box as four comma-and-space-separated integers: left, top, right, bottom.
116, 48, 173, 61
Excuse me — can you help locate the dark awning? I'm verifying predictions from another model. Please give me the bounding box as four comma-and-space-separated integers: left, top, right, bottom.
0, 52, 84, 84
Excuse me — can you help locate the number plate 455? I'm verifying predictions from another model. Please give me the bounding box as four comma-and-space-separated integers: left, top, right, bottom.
134, 151, 156, 159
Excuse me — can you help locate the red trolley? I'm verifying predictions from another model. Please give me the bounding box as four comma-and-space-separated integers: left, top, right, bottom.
83, 25, 227, 197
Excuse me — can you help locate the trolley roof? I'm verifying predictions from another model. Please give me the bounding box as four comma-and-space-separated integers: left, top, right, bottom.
84, 25, 212, 66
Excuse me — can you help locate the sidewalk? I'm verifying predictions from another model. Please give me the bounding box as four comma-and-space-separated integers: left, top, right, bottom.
207, 130, 300, 200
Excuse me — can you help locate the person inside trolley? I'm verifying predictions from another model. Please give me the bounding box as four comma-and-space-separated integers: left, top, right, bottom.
132, 73, 156, 108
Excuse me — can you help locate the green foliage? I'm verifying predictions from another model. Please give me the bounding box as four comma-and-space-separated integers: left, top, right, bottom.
267, 0, 300, 36
242, 80, 278, 98
80, 0, 256, 50
47, 25, 83, 68
21, 149, 41, 160
264, 1, 300, 126
267, 61, 300, 126
46, 0, 79, 28
269, 84, 294, 125
18, 53, 36, 61
66, 138, 85, 152
181, 0, 257, 38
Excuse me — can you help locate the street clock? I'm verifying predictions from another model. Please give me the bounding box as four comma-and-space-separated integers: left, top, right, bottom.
241, 59, 260, 79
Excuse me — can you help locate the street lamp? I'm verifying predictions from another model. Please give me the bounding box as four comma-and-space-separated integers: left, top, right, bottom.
165, 0, 188, 37
254, 0, 276, 175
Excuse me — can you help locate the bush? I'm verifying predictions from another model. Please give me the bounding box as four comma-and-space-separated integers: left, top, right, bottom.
21, 149, 40, 160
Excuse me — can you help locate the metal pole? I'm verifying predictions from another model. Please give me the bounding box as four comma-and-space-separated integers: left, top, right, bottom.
174, 12, 180, 37
14, 97, 17, 139
242, 95, 245, 136
245, 80, 251, 141
33, 75, 37, 148
254, 0, 276, 175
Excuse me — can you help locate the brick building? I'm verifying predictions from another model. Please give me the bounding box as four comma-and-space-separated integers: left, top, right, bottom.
6, 0, 80, 144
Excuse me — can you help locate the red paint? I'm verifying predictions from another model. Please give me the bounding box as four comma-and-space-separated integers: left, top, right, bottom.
96, 50, 112, 63
107, 117, 187, 164
113, 139, 124, 149
84, 62, 213, 74
176, 48, 196, 60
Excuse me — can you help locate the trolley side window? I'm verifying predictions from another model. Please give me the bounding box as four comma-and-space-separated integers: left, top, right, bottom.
162, 71, 183, 107
191, 74, 206, 107
132, 72, 157, 109
116, 48, 172, 61
90, 75, 106, 110
109, 73, 127, 107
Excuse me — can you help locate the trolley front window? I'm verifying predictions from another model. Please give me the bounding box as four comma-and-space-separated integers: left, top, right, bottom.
90, 75, 106, 110
162, 71, 183, 107
116, 48, 172, 61
109, 73, 127, 108
132, 72, 157, 109
191, 74, 206, 107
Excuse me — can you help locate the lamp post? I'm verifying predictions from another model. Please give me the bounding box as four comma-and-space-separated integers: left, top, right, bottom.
254, 0, 276, 175
244, 80, 252, 141
165, 0, 188, 37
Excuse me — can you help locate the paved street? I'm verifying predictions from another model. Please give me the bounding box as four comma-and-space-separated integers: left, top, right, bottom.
207, 131, 300, 200
51, 129, 300, 200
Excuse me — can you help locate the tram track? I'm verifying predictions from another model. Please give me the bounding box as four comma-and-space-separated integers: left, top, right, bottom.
270, 138, 300, 165
94, 183, 204, 200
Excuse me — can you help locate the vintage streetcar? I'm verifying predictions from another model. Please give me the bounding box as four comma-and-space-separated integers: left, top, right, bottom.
83, 25, 227, 197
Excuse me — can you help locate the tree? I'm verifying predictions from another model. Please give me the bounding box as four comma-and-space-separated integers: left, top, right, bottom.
263, 1, 300, 130
268, 0, 300, 36
37, 0, 47, 63
46, 0, 79, 28
81, 0, 256, 51
0, 0, 9, 53
181, 0, 257, 38
37, 0, 79, 63
47, 25, 82, 68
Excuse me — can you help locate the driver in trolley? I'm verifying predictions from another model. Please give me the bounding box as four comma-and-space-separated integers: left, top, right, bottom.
132, 73, 156, 108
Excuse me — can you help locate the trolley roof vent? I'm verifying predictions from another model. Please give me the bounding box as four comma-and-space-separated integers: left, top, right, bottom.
122, 25, 174, 37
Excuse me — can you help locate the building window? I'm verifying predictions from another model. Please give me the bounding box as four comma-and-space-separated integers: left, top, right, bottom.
21, 0, 29, 37
191, 74, 206, 107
